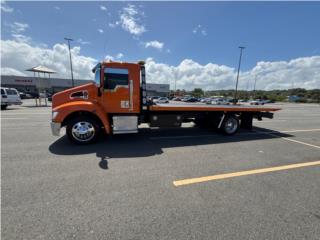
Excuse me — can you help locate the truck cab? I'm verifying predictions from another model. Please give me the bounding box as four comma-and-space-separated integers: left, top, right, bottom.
51, 61, 147, 144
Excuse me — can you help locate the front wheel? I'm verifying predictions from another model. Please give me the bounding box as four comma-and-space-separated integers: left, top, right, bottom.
221, 115, 239, 135
66, 116, 100, 144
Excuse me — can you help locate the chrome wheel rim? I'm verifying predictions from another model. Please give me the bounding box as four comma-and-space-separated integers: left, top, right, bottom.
225, 118, 238, 134
71, 121, 95, 142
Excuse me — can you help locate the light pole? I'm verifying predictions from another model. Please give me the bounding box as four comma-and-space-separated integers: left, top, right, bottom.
234, 46, 245, 103
253, 74, 258, 99
64, 37, 74, 87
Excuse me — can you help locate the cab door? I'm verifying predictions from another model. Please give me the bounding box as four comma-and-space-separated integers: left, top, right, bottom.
101, 63, 140, 113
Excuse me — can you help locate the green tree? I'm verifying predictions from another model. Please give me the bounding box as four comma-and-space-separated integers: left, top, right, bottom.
192, 88, 204, 98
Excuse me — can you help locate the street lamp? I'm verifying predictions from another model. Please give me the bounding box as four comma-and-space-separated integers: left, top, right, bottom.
253, 74, 258, 99
233, 46, 245, 104
64, 37, 74, 87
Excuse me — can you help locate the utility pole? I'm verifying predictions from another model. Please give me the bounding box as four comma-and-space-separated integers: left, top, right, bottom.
174, 79, 177, 96
234, 46, 245, 104
64, 37, 74, 87
253, 74, 257, 99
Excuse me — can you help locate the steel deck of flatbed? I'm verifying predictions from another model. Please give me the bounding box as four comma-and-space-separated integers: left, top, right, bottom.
149, 103, 281, 112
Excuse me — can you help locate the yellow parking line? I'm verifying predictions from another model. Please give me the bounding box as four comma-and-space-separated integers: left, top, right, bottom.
281, 129, 320, 133
258, 131, 320, 149
173, 160, 320, 187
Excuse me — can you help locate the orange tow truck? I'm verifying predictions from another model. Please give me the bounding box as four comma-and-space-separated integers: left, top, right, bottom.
51, 61, 280, 144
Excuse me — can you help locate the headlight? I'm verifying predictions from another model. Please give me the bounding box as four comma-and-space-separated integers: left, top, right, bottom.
52, 111, 59, 120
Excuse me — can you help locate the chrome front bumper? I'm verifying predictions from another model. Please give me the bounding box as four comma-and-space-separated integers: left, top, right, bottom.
51, 122, 61, 136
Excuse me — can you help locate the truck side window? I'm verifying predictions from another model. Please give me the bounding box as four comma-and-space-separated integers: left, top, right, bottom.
104, 68, 129, 90
94, 67, 101, 87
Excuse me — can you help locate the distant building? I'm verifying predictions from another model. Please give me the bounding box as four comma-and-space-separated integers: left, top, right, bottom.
0, 75, 91, 94
0, 75, 170, 96
146, 83, 170, 97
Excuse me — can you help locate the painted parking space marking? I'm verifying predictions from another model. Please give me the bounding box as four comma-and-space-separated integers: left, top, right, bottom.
257, 131, 320, 149
253, 120, 287, 122
0, 117, 28, 120
281, 129, 320, 133
150, 128, 320, 140
173, 160, 320, 187
1, 112, 49, 115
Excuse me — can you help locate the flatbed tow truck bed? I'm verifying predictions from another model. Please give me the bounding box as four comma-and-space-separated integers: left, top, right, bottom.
146, 103, 280, 134
150, 103, 281, 112
50, 60, 282, 143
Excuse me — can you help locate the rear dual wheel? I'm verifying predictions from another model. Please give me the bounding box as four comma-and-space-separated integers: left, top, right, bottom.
221, 115, 239, 135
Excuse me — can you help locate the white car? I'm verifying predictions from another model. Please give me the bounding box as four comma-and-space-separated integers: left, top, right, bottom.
209, 98, 230, 105
250, 99, 266, 105
155, 97, 169, 104
1, 87, 22, 110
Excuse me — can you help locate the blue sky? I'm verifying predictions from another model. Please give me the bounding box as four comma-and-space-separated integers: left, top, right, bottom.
1, 1, 320, 90
2, 1, 320, 69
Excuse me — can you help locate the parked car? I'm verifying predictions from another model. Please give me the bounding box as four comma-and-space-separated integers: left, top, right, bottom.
155, 97, 169, 103
185, 97, 198, 102
19, 92, 27, 99
250, 99, 266, 105
209, 98, 230, 105
1, 87, 22, 110
150, 96, 160, 102
227, 98, 238, 104
172, 97, 182, 101
201, 98, 212, 103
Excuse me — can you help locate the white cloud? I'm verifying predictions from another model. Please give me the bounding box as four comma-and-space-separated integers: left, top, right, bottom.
145, 57, 320, 90
108, 22, 119, 28
10, 22, 29, 34
1, 67, 26, 76
98, 29, 104, 33
11, 34, 32, 44
1, 38, 319, 90
193, 24, 207, 36
145, 40, 164, 50
116, 53, 124, 59
104, 53, 124, 61
77, 38, 91, 45
100, 5, 107, 11
1, 1, 13, 13
1, 39, 97, 80
6, 22, 31, 43
54, 6, 60, 10
104, 55, 114, 61
119, 4, 146, 36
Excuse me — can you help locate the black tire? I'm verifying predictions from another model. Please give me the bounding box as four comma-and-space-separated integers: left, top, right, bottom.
221, 115, 239, 135
66, 116, 101, 144
1, 105, 7, 110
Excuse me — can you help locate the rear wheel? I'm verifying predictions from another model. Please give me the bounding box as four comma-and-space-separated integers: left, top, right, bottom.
221, 115, 239, 135
66, 116, 100, 144
1, 105, 7, 110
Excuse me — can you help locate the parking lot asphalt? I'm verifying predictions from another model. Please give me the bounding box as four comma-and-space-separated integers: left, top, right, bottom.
1, 101, 320, 240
